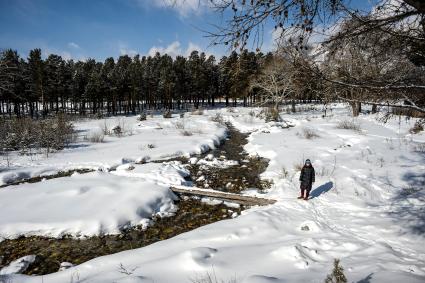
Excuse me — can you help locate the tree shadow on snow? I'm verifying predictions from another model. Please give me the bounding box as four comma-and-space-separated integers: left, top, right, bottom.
310, 181, 333, 199
357, 273, 374, 283
388, 169, 425, 235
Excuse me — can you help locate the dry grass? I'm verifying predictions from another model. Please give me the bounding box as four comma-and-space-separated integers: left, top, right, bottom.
409, 122, 424, 134
181, 130, 193, 136
300, 127, 320, 139
163, 110, 172, 118
336, 119, 361, 131
190, 271, 236, 283
211, 113, 225, 124
84, 131, 105, 143
294, 161, 304, 172
191, 108, 204, 115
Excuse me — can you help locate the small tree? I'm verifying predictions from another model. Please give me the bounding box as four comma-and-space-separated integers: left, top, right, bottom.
325, 259, 348, 283
250, 56, 295, 111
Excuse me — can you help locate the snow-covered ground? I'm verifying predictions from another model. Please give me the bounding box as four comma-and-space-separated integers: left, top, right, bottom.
0, 113, 227, 185
1, 104, 424, 283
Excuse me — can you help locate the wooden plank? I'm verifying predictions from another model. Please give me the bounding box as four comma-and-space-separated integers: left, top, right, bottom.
170, 186, 277, 206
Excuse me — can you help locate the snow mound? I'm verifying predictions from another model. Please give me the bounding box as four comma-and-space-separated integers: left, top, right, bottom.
0, 171, 177, 239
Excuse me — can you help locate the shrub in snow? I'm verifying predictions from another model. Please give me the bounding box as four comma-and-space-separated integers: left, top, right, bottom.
137, 112, 147, 121
112, 125, 122, 136
146, 143, 155, 149
180, 113, 185, 118
336, 119, 361, 131
94, 112, 103, 119
300, 127, 320, 139
191, 108, 204, 115
409, 121, 424, 134
324, 259, 347, 283
163, 110, 172, 118
280, 167, 289, 178
181, 130, 193, 136
175, 121, 185, 129
413, 143, 425, 152
211, 113, 225, 124
260, 107, 282, 122
84, 131, 105, 143
0, 114, 75, 156
190, 271, 236, 283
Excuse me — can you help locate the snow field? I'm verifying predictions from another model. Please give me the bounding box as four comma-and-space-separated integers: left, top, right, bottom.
1, 104, 424, 282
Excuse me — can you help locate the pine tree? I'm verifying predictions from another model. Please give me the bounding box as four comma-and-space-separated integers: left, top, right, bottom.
324, 259, 348, 283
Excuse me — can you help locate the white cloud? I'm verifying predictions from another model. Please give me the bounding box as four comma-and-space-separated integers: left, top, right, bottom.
118, 42, 139, 57
68, 42, 80, 49
147, 41, 208, 58
137, 0, 208, 17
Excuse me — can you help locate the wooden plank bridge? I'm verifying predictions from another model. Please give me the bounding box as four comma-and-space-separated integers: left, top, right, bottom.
170, 186, 277, 206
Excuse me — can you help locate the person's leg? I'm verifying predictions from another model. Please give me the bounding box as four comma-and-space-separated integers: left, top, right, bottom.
304, 189, 310, 200
304, 184, 312, 200
298, 187, 305, 199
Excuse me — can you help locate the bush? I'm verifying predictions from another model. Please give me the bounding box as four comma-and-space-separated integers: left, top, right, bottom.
85, 131, 105, 143
137, 112, 147, 121
336, 119, 361, 131
263, 107, 282, 122
0, 114, 75, 155
191, 108, 204, 115
211, 113, 225, 124
112, 125, 122, 136
409, 121, 424, 134
175, 121, 185, 129
191, 272, 236, 283
163, 110, 172, 118
181, 130, 193, 136
300, 127, 320, 139
94, 112, 104, 119
324, 259, 347, 283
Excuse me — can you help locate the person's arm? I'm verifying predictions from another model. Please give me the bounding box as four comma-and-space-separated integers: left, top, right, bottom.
312, 168, 315, 183
299, 168, 304, 181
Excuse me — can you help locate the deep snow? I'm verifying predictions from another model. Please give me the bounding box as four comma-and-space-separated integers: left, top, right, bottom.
1, 105, 424, 283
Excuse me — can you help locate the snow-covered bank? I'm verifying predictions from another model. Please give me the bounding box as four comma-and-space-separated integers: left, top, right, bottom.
0, 162, 191, 239
0, 113, 227, 185
1, 105, 424, 282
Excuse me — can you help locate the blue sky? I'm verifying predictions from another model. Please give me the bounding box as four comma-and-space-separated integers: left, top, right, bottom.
0, 0, 228, 60
0, 0, 374, 61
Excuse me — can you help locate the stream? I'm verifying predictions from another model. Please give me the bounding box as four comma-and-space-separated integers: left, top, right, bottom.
0, 124, 270, 275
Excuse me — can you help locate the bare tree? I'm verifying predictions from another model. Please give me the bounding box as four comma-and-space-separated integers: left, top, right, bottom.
206, 0, 424, 51
320, 15, 425, 116
250, 56, 295, 110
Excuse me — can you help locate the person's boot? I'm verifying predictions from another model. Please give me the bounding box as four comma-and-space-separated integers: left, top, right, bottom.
298, 189, 305, 199
304, 190, 310, 200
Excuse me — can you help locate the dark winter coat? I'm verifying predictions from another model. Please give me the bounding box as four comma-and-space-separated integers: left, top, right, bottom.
300, 166, 315, 190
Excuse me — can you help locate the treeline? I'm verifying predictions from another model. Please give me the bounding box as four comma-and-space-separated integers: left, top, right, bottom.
0, 48, 276, 118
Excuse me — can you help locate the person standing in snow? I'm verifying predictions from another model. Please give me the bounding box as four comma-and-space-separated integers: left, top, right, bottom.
298, 159, 315, 200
